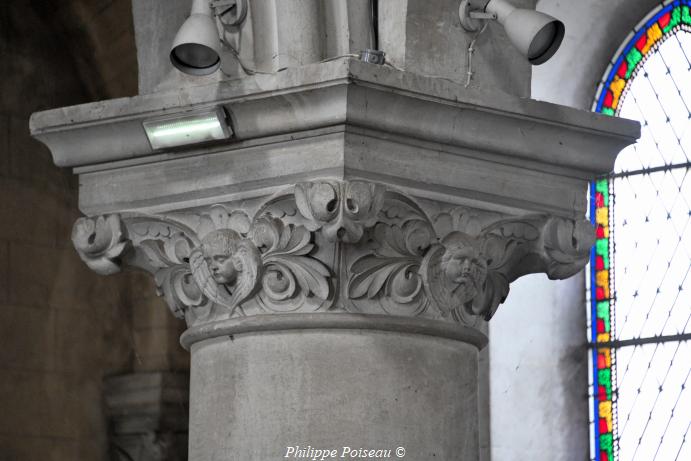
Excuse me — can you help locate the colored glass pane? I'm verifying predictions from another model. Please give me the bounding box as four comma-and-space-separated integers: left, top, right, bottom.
595, 180, 608, 195
596, 302, 610, 332
598, 370, 612, 400
595, 255, 604, 270
635, 34, 647, 52
625, 48, 642, 78
659, 11, 672, 29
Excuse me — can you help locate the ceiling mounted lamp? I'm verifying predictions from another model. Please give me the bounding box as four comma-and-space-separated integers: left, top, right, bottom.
459, 0, 565, 65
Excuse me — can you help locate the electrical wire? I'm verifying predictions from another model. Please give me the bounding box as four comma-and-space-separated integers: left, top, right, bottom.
384, 60, 404, 72
222, 41, 274, 76
320, 53, 360, 63
465, 22, 488, 88
221, 40, 471, 88
222, 36, 362, 77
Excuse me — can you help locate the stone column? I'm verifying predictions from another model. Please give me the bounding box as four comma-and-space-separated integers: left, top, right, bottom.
68, 178, 598, 460
30, 26, 638, 461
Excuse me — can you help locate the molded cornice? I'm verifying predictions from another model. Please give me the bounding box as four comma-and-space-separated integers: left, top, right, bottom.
30, 59, 638, 173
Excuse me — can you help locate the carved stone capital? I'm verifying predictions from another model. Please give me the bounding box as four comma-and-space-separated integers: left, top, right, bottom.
72, 179, 594, 332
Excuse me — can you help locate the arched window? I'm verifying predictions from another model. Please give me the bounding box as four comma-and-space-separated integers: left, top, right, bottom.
590, 1, 691, 460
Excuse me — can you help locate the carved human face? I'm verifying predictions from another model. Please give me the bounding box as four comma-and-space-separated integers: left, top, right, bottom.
201, 229, 241, 285
442, 246, 487, 301
206, 253, 238, 285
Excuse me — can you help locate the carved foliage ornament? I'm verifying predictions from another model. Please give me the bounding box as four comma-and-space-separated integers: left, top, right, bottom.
72, 180, 594, 327
295, 180, 385, 243
72, 206, 331, 324
72, 214, 129, 275
348, 213, 595, 323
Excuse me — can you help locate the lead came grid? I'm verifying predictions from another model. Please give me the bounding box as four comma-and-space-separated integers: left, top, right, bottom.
590, 3, 691, 461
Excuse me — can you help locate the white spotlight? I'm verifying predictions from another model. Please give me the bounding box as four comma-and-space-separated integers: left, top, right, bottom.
460, 0, 565, 65
170, 0, 222, 76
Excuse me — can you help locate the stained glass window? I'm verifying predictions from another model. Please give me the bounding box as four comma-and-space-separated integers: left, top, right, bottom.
589, 1, 691, 460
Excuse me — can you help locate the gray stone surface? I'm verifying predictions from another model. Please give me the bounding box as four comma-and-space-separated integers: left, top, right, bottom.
132, 0, 532, 97
30, 59, 637, 220
189, 330, 479, 460
382, 0, 536, 97
104, 372, 189, 461
68, 181, 598, 339
132, 0, 190, 94
63, 173, 609, 461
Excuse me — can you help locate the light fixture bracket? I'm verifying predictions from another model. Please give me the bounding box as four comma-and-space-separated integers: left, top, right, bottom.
469, 11, 497, 20
211, 0, 247, 27
460, 0, 492, 32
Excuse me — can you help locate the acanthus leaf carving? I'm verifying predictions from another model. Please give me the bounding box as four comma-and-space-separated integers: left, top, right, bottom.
71, 180, 595, 329
347, 207, 594, 323
250, 215, 331, 312
125, 218, 207, 320
295, 180, 385, 243
72, 204, 333, 323
422, 214, 594, 321
72, 214, 129, 275
348, 219, 434, 316
155, 265, 206, 319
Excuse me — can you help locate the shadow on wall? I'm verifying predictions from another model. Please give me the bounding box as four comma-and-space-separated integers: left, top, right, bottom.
0, 1, 187, 460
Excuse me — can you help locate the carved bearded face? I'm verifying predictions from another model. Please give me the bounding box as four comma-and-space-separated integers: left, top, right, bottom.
201, 229, 242, 285
441, 244, 487, 303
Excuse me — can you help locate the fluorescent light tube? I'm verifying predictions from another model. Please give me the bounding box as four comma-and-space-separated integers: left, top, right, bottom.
143, 108, 232, 150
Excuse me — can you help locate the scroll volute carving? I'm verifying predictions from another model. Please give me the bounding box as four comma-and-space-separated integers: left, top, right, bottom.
71, 180, 595, 328
165, 210, 331, 321
426, 215, 595, 321
348, 218, 436, 317
543, 217, 596, 279
72, 203, 333, 324
348, 207, 595, 323
72, 214, 129, 275
249, 216, 331, 313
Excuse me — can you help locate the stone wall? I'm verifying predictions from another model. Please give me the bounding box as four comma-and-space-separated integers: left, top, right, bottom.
0, 1, 186, 459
